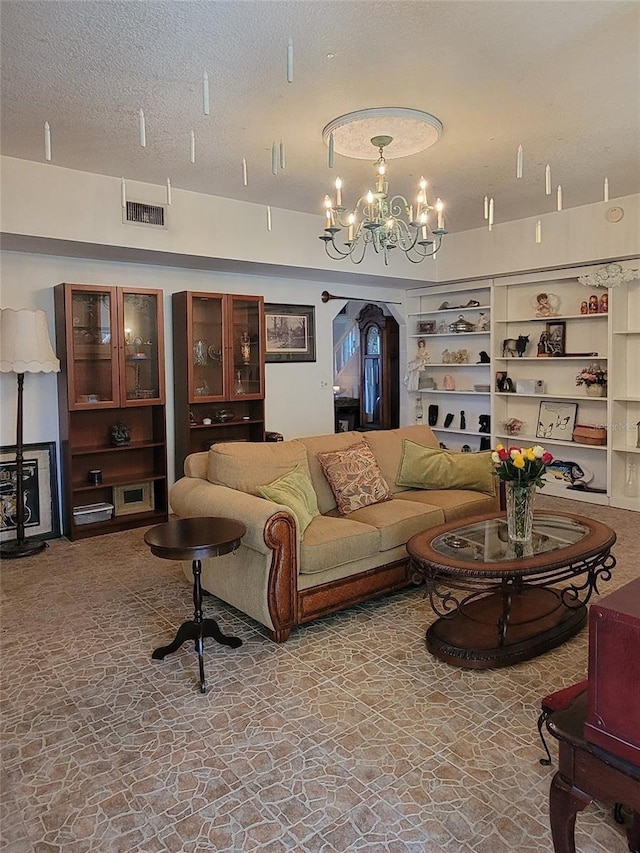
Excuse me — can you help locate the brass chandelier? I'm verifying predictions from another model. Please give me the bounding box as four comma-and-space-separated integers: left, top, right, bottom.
319, 130, 446, 266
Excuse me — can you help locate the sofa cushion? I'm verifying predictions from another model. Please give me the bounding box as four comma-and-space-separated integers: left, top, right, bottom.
298, 431, 366, 513
344, 498, 444, 552
300, 515, 380, 575
396, 441, 496, 496
258, 465, 320, 539
207, 439, 308, 495
394, 489, 498, 522
363, 425, 439, 494
318, 443, 392, 515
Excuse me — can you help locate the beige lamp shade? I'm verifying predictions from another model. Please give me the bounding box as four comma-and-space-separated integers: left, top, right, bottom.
0, 308, 60, 374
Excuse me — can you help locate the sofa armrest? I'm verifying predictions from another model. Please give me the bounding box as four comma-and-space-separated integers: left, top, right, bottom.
170, 477, 295, 554
183, 451, 209, 479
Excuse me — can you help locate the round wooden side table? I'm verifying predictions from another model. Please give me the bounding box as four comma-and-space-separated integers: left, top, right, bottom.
145, 516, 246, 693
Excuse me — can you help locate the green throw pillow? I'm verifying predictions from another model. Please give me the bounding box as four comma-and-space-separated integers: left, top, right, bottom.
396, 440, 496, 495
258, 465, 320, 538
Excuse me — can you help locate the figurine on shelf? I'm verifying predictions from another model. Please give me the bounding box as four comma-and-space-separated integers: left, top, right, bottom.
460, 410, 466, 430
503, 417, 524, 436
109, 422, 130, 447
599, 292, 608, 314
588, 294, 599, 313
240, 331, 251, 364
404, 339, 430, 390
441, 348, 452, 364
479, 414, 491, 434
533, 292, 559, 317
443, 374, 456, 391
478, 351, 491, 363
234, 371, 245, 395
580, 300, 589, 315
476, 312, 490, 332
537, 331, 553, 357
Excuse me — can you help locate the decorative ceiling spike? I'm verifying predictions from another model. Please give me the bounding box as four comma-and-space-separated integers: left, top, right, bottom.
166, 178, 171, 206
483, 195, 488, 220
516, 144, 523, 179
287, 38, 293, 83
536, 219, 542, 243
139, 109, 146, 147
328, 132, 334, 168
190, 130, 196, 164
488, 197, 494, 231
121, 178, 126, 209
242, 157, 248, 186
44, 121, 51, 161
271, 142, 278, 175
556, 185, 562, 212
279, 140, 285, 170
545, 164, 551, 195
203, 71, 210, 115
604, 178, 609, 202
266, 206, 272, 231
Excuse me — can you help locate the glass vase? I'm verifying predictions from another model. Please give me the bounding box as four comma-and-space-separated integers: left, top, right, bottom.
585, 383, 606, 397
505, 481, 536, 543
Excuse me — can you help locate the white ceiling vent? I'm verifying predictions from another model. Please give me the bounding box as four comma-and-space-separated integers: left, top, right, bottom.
124, 201, 167, 229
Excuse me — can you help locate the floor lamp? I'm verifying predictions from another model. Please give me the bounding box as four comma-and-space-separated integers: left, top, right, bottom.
0, 308, 60, 559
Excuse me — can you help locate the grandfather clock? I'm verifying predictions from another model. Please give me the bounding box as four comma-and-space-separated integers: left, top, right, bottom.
357, 304, 399, 430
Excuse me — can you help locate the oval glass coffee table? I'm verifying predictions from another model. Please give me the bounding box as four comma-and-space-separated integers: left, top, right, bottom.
406, 511, 616, 669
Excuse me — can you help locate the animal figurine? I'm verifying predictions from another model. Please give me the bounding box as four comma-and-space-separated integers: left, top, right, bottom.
502, 335, 530, 357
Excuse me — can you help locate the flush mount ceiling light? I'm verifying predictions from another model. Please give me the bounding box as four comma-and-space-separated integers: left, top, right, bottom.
319, 108, 447, 265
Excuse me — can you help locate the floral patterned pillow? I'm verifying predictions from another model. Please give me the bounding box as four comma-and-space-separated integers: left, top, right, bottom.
318, 443, 392, 515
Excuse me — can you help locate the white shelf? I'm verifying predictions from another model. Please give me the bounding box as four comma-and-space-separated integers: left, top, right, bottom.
418, 389, 490, 396
425, 362, 490, 367
432, 428, 485, 437
408, 305, 491, 317
493, 356, 606, 362
494, 432, 608, 451
495, 391, 607, 401
612, 396, 640, 403
613, 330, 640, 335
409, 331, 490, 338
496, 314, 608, 323
612, 445, 640, 454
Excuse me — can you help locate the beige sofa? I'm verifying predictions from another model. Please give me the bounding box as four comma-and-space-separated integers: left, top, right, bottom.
169, 425, 500, 642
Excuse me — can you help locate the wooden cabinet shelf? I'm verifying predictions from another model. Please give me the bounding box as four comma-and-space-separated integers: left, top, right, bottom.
173, 291, 265, 472
55, 283, 169, 539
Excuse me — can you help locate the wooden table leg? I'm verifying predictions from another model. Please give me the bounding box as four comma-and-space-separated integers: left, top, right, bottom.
549, 771, 593, 853
628, 811, 640, 853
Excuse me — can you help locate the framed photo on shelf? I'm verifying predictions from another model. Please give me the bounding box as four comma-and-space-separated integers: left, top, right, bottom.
536, 401, 578, 441
545, 321, 566, 357
337, 414, 356, 433
113, 481, 154, 516
264, 304, 316, 363
0, 442, 60, 542
417, 320, 436, 335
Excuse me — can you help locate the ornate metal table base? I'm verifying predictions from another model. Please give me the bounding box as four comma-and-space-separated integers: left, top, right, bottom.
152, 558, 242, 694
425, 585, 587, 669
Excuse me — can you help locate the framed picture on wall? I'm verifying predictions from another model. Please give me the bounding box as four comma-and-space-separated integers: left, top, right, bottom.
0, 442, 60, 542
264, 304, 316, 363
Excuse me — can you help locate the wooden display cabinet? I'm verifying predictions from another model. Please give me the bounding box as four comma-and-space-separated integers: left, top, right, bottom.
54, 283, 168, 539
173, 291, 265, 475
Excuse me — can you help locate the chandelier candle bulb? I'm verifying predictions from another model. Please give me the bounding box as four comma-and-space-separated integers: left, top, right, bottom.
190, 130, 196, 163
484, 195, 489, 220
121, 177, 126, 209
242, 157, 248, 186
604, 177, 609, 202
139, 108, 146, 147
517, 144, 523, 179
536, 219, 542, 243
557, 184, 562, 211
287, 37, 293, 83
545, 164, 551, 195
166, 178, 171, 206
348, 214, 354, 242
409, 204, 414, 223
266, 206, 272, 231
335, 177, 342, 207
328, 132, 335, 168
203, 71, 210, 115
436, 199, 444, 230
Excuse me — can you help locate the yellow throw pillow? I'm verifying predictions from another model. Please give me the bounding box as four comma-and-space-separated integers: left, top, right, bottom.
396, 440, 496, 495
258, 465, 320, 538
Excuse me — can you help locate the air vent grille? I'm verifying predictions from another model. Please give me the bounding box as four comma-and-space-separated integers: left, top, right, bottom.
125, 201, 166, 227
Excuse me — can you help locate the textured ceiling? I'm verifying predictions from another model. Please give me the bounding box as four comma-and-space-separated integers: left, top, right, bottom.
1, 0, 639, 235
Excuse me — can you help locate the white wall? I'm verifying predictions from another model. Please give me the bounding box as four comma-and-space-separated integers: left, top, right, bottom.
0, 251, 407, 488
438, 194, 640, 282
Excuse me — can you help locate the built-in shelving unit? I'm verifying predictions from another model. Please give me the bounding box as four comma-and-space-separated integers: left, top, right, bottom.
406, 261, 640, 510
406, 281, 493, 452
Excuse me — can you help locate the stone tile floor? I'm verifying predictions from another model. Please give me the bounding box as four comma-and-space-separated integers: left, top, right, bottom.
1, 495, 636, 852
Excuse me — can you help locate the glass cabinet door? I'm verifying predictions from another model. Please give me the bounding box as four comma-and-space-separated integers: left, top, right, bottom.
120, 289, 165, 405
189, 294, 226, 402
68, 286, 118, 409
228, 295, 264, 399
